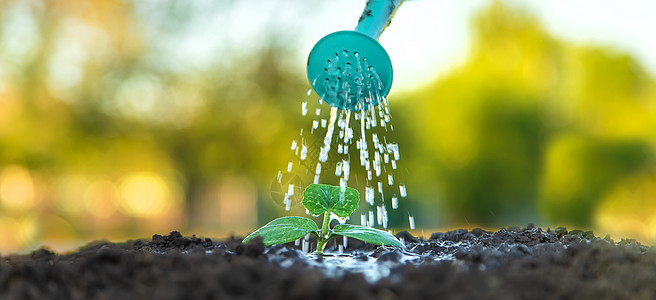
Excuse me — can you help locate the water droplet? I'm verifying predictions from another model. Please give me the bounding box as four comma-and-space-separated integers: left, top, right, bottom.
287, 161, 293, 172
392, 195, 399, 209
335, 161, 343, 177
300, 145, 308, 160
302, 238, 309, 253
287, 183, 294, 196
314, 163, 321, 184
365, 187, 375, 205
306, 88, 312, 96
408, 215, 415, 230
399, 183, 407, 198
376, 206, 383, 226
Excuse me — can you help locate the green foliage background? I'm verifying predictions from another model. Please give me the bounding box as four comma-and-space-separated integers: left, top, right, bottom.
396, 3, 656, 231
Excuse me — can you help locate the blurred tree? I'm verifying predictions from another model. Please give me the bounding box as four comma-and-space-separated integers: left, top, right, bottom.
0, 0, 310, 245
397, 1, 656, 227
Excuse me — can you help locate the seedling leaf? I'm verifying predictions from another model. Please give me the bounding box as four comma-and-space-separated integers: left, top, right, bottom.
332, 224, 405, 249
302, 184, 359, 218
242, 216, 318, 246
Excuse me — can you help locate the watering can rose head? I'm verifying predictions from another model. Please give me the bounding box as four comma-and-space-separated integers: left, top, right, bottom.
306, 0, 404, 111
306, 31, 393, 111
242, 183, 405, 255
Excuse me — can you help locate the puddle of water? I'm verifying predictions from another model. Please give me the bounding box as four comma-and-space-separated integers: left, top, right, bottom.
262, 241, 460, 283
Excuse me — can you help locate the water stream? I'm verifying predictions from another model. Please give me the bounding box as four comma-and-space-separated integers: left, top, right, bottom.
277, 50, 414, 252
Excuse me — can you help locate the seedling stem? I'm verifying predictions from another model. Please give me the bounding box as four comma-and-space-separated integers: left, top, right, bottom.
316, 211, 332, 254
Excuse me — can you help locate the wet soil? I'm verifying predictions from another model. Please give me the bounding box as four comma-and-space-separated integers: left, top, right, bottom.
2, 225, 655, 299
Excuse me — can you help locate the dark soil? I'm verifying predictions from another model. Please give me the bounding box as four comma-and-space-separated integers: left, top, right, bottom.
2, 225, 655, 299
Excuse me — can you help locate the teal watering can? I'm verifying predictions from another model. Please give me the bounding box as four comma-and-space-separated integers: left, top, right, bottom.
306, 0, 405, 111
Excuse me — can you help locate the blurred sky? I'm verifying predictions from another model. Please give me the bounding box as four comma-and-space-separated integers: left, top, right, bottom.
385, 0, 656, 91
163, 0, 656, 93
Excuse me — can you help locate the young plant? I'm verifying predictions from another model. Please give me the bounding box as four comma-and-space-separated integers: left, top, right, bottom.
242, 183, 405, 254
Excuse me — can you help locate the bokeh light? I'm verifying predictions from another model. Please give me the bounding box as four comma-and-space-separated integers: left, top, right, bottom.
83, 179, 119, 219
117, 172, 181, 219
0, 165, 36, 212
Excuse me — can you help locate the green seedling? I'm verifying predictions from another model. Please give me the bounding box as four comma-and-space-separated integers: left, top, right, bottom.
242, 183, 405, 255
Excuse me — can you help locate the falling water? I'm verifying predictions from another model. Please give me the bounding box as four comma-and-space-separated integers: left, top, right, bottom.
277, 50, 414, 242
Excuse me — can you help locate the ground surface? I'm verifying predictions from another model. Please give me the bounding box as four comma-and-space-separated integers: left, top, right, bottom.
1, 225, 655, 299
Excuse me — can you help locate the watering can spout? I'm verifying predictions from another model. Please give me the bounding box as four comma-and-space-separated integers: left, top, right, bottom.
355, 0, 405, 40
306, 0, 405, 111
